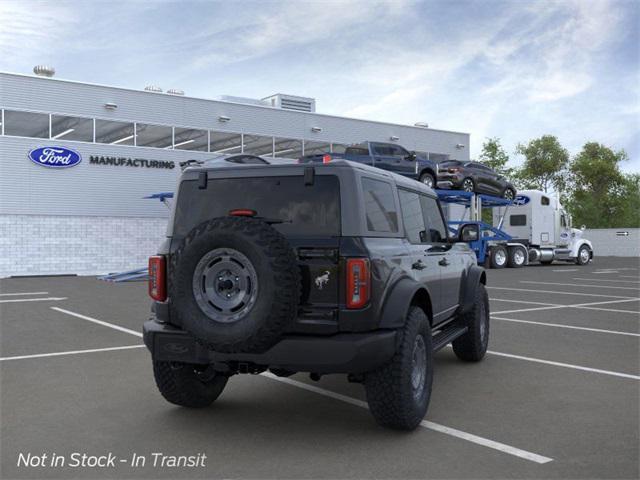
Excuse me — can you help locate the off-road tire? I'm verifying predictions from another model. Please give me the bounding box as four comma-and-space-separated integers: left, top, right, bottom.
419, 172, 436, 189
452, 283, 489, 362
507, 245, 526, 268
489, 245, 508, 269
153, 361, 228, 408
169, 217, 300, 353
364, 306, 433, 431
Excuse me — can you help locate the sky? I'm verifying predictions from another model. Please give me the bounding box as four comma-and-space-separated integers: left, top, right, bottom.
1, 0, 638, 172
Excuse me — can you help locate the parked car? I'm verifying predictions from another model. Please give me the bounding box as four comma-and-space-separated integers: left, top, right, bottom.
437, 160, 516, 200
299, 141, 439, 188
144, 160, 489, 430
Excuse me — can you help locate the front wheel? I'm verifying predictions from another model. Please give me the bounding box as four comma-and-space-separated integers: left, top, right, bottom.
503, 188, 516, 201
461, 178, 475, 192
153, 361, 228, 408
364, 306, 433, 430
419, 172, 435, 189
576, 245, 591, 265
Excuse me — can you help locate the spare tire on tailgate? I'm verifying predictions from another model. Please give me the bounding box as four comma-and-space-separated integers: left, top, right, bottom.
169, 216, 300, 353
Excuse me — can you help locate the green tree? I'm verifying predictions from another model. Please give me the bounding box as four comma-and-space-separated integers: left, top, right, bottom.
565, 143, 638, 228
516, 135, 569, 193
479, 137, 512, 176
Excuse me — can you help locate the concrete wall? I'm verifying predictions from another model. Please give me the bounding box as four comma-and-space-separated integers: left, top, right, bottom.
584, 228, 640, 257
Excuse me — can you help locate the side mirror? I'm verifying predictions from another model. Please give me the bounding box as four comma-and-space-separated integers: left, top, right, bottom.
459, 224, 479, 242
581, 224, 586, 231
406, 151, 417, 161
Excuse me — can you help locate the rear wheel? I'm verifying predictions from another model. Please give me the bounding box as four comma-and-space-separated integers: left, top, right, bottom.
419, 172, 435, 189
489, 245, 508, 269
503, 188, 516, 201
364, 306, 433, 430
576, 245, 591, 265
153, 361, 228, 408
452, 283, 489, 362
461, 178, 475, 192
507, 246, 526, 268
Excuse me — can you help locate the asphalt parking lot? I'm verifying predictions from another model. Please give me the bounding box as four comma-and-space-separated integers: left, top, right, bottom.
1, 257, 638, 479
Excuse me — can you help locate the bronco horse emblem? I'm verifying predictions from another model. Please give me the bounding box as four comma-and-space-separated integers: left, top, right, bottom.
314, 271, 330, 290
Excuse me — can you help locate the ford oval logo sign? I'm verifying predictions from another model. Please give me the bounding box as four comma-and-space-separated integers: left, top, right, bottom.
28, 146, 82, 168
513, 195, 530, 206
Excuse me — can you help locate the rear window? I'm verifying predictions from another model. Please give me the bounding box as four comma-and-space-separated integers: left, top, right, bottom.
173, 175, 340, 237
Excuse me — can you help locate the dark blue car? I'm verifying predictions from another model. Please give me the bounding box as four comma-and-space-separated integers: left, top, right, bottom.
299, 141, 438, 188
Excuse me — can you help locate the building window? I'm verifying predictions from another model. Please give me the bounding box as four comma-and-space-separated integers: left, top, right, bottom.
210, 131, 243, 154
361, 177, 398, 233
273, 137, 302, 159
50, 114, 93, 142
429, 153, 450, 163
303, 140, 331, 156
95, 119, 135, 145
331, 143, 347, 154
135, 123, 173, 148
242, 134, 273, 156
3, 110, 49, 138
173, 127, 208, 151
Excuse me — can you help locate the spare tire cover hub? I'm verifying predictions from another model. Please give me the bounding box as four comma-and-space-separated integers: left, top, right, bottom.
192, 248, 259, 323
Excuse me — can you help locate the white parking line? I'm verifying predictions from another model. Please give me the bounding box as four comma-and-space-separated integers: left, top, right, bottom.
573, 278, 640, 284
492, 298, 640, 315
488, 286, 637, 299
0, 291, 49, 296
0, 297, 67, 304
0, 345, 145, 362
486, 350, 640, 380
51, 307, 143, 338
492, 298, 563, 307
552, 269, 579, 272
520, 281, 640, 291
621, 275, 640, 279
261, 372, 553, 464
492, 316, 640, 337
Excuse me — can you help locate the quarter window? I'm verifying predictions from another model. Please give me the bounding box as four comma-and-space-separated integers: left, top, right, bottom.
398, 189, 426, 244
361, 177, 398, 233
420, 195, 447, 243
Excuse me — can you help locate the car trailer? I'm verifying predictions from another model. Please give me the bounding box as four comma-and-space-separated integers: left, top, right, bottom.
436, 190, 528, 269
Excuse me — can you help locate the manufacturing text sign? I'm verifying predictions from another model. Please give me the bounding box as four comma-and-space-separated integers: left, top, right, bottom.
28, 146, 82, 168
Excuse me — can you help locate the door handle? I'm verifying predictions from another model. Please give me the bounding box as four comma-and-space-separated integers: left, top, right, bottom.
439, 257, 450, 267
412, 260, 426, 270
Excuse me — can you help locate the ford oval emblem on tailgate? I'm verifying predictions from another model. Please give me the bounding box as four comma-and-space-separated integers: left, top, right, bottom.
28, 146, 82, 168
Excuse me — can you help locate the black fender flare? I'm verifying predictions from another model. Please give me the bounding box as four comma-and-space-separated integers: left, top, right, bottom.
419, 167, 437, 181
379, 277, 433, 329
460, 265, 486, 313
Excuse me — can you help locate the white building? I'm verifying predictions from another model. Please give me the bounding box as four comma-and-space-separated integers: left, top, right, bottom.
0, 70, 470, 277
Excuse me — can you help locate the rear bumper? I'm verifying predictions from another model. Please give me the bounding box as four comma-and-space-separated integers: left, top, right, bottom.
143, 319, 397, 374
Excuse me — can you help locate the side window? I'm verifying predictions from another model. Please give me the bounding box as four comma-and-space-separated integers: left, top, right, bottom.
561, 214, 567, 227
390, 145, 409, 158
420, 195, 447, 243
398, 189, 426, 244
361, 178, 398, 233
510, 214, 527, 226
372, 144, 392, 156
541, 196, 550, 206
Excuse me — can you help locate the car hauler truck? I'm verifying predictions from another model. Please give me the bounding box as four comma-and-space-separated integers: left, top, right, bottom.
492, 190, 593, 266
441, 189, 594, 268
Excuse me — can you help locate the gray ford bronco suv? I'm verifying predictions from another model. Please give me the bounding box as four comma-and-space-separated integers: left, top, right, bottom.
144, 160, 489, 430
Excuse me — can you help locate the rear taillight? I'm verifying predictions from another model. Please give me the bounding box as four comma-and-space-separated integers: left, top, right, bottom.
346, 258, 370, 309
448, 167, 460, 173
148, 256, 167, 302
229, 209, 257, 217
322, 154, 332, 164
